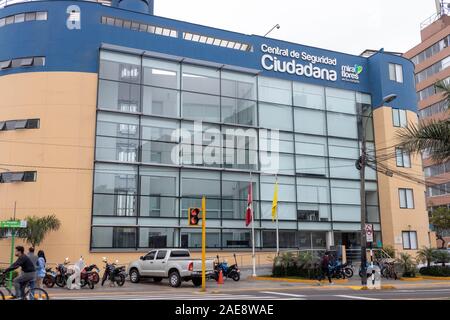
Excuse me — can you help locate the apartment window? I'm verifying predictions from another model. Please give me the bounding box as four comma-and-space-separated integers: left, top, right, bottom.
392, 109, 407, 127
389, 63, 403, 83
0, 119, 40, 131
0, 171, 37, 183
402, 231, 418, 250
396, 148, 411, 168
399, 188, 415, 209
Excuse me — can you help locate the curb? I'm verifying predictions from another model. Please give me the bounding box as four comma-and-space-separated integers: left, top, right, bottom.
420, 276, 450, 281
400, 277, 424, 281
348, 285, 396, 290
248, 276, 349, 284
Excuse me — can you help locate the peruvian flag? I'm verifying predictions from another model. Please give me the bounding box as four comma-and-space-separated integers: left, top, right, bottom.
246, 182, 253, 227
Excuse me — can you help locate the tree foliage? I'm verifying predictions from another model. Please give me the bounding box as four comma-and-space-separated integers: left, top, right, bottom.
397, 80, 450, 163
0, 215, 61, 248
430, 207, 450, 249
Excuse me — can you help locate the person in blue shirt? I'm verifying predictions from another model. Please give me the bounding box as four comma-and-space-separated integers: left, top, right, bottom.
35, 250, 47, 289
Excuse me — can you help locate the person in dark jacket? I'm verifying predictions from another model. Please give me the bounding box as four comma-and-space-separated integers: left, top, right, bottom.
2, 246, 36, 299
317, 251, 333, 285
27, 247, 38, 290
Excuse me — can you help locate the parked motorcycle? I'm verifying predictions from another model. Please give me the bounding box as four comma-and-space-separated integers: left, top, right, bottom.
328, 261, 351, 279
214, 254, 240, 282
101, 258, 126, 287
55, 258, 71, 288
80, 264, 100, 289
43, 267, 57, 288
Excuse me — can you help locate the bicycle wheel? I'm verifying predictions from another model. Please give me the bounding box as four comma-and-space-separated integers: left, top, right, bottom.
24, 288, 49, 300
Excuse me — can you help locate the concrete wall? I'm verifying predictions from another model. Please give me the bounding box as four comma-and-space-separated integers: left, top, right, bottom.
373, 106, 435, 255
0, 72, 97, 265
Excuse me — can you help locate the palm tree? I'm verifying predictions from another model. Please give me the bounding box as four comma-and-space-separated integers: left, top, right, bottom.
16, 215, 61, 248
416, 247, 436, 268
397, 252, 417, 278
397, 80, 450, 163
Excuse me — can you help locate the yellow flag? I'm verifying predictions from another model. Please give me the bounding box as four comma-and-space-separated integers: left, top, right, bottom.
271, 181, 279, 222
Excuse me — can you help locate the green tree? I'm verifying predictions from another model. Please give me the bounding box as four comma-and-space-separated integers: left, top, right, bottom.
433, 250, 450, 267
397, 81, 450, 163
15, 215, 61, 248
416, 247, 436, 268
430, 207, 450, 249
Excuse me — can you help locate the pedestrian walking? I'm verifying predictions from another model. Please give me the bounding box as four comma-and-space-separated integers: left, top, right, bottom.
27, 247, 39, 290
36, 250, 47, 289
317, 251, 334, 285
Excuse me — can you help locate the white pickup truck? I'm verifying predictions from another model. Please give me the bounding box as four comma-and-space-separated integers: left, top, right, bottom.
127, 249, 215, 287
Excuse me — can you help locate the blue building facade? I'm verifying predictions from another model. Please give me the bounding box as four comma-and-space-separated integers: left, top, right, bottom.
0, 0, 420, 252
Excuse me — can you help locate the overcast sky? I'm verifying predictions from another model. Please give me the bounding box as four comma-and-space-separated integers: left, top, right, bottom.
155, 0, 438, 55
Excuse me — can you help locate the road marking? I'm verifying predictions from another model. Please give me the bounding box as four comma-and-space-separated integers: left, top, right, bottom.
261, 291, 306, 299
335, 295, 380, 300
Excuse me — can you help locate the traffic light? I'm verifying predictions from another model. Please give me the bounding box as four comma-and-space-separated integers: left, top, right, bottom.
188, 208, 200, 226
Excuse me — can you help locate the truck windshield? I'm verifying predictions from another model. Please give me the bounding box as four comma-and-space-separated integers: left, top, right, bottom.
170, 250, 190, 258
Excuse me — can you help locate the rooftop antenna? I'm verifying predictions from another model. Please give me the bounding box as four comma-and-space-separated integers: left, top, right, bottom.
264, 24, 280, 37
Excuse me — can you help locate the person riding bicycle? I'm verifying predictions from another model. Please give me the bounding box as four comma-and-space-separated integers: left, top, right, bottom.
1, 246, 36, 299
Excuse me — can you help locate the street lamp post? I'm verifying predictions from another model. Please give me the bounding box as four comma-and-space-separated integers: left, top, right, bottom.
358, 94, 397, 286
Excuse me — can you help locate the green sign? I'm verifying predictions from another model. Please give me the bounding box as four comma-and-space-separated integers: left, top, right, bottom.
0, 220, 27, 228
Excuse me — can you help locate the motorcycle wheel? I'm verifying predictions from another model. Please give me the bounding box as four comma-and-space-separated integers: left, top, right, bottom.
101, 273, 108, 286
116, 274, 126, 287
88, 281, 95, 290
43, 276, 55, 288
344, 268, 354, 278
55, 275, 66, 288
231, 272, 240, 282
80, 278, 87, 288
92, 272, 100, 284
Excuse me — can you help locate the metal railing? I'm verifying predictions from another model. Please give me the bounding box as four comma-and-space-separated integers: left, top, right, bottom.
0, 0, 112, 9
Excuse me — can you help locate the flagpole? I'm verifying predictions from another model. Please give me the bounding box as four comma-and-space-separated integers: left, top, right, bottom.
250, 172, 256, 277
275, 175, 279, 256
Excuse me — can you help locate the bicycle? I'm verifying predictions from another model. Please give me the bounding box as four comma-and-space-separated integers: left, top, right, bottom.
379, 259, 398, 280
0, 272, 49, 300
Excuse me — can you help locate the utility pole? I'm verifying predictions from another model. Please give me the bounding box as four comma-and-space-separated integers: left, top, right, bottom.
357, 94, 397, 287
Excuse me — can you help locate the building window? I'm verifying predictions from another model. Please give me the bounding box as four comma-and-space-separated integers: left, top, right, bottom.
0, 57, 45, 70
101, 16, 178, 38
396, 148, 411, 168
0, 171, 37, 183
182, 32, 253, 52
402, 231, 418, 250
399, 188, 415, 209
0, 11, 47, 29
424, 161, 450, 177
389, 63, 403, 83
392, 109, 407, 128
0, 119, 40, 131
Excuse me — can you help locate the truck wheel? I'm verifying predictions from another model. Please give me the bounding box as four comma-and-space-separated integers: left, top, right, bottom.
169, 271, 181, 288
153, 277, 163, 283
192, 278, 202, 287
129, 269, 140, 284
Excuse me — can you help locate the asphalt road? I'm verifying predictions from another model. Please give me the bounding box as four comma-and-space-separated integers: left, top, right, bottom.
42, 278, 450, 301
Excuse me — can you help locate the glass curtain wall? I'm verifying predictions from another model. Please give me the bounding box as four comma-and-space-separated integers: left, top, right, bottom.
91, 49, 379, 250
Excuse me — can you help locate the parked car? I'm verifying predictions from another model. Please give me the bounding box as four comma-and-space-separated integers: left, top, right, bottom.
127, 249, 215, 288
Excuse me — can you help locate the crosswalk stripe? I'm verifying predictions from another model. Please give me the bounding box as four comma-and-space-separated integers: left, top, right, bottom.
260, 291, 306, 298
335, 295, 380, 300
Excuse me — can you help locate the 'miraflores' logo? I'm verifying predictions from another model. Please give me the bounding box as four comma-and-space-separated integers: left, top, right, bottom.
341, 64, 363, 83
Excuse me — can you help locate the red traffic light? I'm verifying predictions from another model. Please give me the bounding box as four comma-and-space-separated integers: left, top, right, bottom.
189, 208, 200, 226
